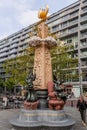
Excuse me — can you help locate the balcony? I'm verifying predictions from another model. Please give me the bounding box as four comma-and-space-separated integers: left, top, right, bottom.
82, 1, 87, 7
12, 36, 21, 42
10, 43, 18, 49
80, 34, 87, 39
9, 54, 16, 59
19, 39, 29, 45
69, 20, 78, 26
0, 69, 5, 73
81, 7, 87, 15
80, 24, 87, 31
82, 77, 87, 81
80, 42, 87, 47
70, 12, 78, 19
81, 16, 87, 23
59, 30, 78, 39
0, 57, 7, 62
80, 53, 87, 58
0, 42, 10, 49
0, 52, 8, 58
81, 66, 87, 70
9, 49, 18, 54
0, 47, 9, 53
81, 60, 87, 66
68, 27, 78, 33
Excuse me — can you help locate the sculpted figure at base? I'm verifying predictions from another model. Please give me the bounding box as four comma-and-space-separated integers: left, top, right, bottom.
24, 70, 39, 110
47, 81, 66, 110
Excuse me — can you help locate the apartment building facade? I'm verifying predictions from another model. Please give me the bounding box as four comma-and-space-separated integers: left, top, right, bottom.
0, 0, 87, 94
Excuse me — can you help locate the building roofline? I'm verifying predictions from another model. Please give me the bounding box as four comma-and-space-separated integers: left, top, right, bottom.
48, 0, 80, 20
0, 0, 80, 43
0, 22, 38, 43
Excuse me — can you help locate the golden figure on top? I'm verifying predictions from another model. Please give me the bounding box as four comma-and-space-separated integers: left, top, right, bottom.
38, 5, 49, 20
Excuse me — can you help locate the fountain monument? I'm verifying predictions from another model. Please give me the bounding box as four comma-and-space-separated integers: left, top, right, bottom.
10, 5, 75, 130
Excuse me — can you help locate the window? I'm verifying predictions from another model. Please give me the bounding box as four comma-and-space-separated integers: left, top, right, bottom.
70, 11, 78, 17
62, 22, 67, 28
83, 0, 87, 4
52, 25, 59, 32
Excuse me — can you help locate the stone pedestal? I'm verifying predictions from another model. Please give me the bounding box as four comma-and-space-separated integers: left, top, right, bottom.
10, 109, 75, 130
36, 89, 48, 109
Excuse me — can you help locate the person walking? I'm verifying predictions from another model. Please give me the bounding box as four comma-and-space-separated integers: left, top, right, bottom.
77, 96, 87, 127
2, 95, 8, 109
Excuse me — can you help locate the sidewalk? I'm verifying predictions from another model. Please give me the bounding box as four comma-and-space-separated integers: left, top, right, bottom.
64, 106, 87, 130
0, 107, 86, 130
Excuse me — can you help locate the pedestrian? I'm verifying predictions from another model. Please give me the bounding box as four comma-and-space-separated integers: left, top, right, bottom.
77, 96, 87, 127
2, 95, 8, 109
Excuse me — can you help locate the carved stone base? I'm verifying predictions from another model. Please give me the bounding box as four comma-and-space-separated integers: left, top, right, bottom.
10, 109, 75, 130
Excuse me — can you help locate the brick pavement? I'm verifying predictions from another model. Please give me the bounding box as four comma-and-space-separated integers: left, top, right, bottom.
0, 107, 86, 130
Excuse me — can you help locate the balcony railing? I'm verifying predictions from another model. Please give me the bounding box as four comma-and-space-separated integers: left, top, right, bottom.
81, 63, 87, 66
82, 8, 87, 13
9, 49, 18, 54
0, 47, 9, 53
81, 16, 87, 21
80, 53, 87, 57
0, 52, 8, 57
81, 34, 87, 38
80, 42, 87, 47
82, 1, 87, 6
80, 25, 87, 30
70, 12, 78, 19
10, 43, 18, 49
68, 28, 78, 33
82, 78, 87, 81
69, 20, 78, 26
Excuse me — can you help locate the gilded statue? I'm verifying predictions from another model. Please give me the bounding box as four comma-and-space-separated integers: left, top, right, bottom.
38, 5, 49, 20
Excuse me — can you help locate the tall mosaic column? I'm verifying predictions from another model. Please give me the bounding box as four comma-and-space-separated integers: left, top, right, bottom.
34, 21, 53, 90
33, 21, 54, 108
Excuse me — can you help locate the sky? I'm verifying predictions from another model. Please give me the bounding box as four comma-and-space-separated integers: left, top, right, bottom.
0, 0, 78, 40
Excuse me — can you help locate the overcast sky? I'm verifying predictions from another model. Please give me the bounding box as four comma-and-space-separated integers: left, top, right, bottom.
0, 0, 77, 40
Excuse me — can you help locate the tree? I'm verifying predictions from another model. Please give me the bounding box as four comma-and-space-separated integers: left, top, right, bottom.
3, 47, 34, 89
0, 78, 4, 87
4, 78, 15, 94
3, 27, 78, 89
51, 40, 78, 82
0, 78, 4, 93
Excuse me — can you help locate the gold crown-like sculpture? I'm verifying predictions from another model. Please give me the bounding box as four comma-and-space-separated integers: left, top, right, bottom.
38, 5, 49, 20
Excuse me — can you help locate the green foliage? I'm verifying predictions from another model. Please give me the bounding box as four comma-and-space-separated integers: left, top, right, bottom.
51, 41, 78, 82
0, 78, 4, 87
4, 78, 15, 90
3, 47, 34, 88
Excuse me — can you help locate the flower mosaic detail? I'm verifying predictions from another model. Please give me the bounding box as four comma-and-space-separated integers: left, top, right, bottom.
28, 36, 57, 47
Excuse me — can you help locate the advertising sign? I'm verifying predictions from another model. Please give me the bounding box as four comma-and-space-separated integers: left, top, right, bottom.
72, 86, 80, 98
